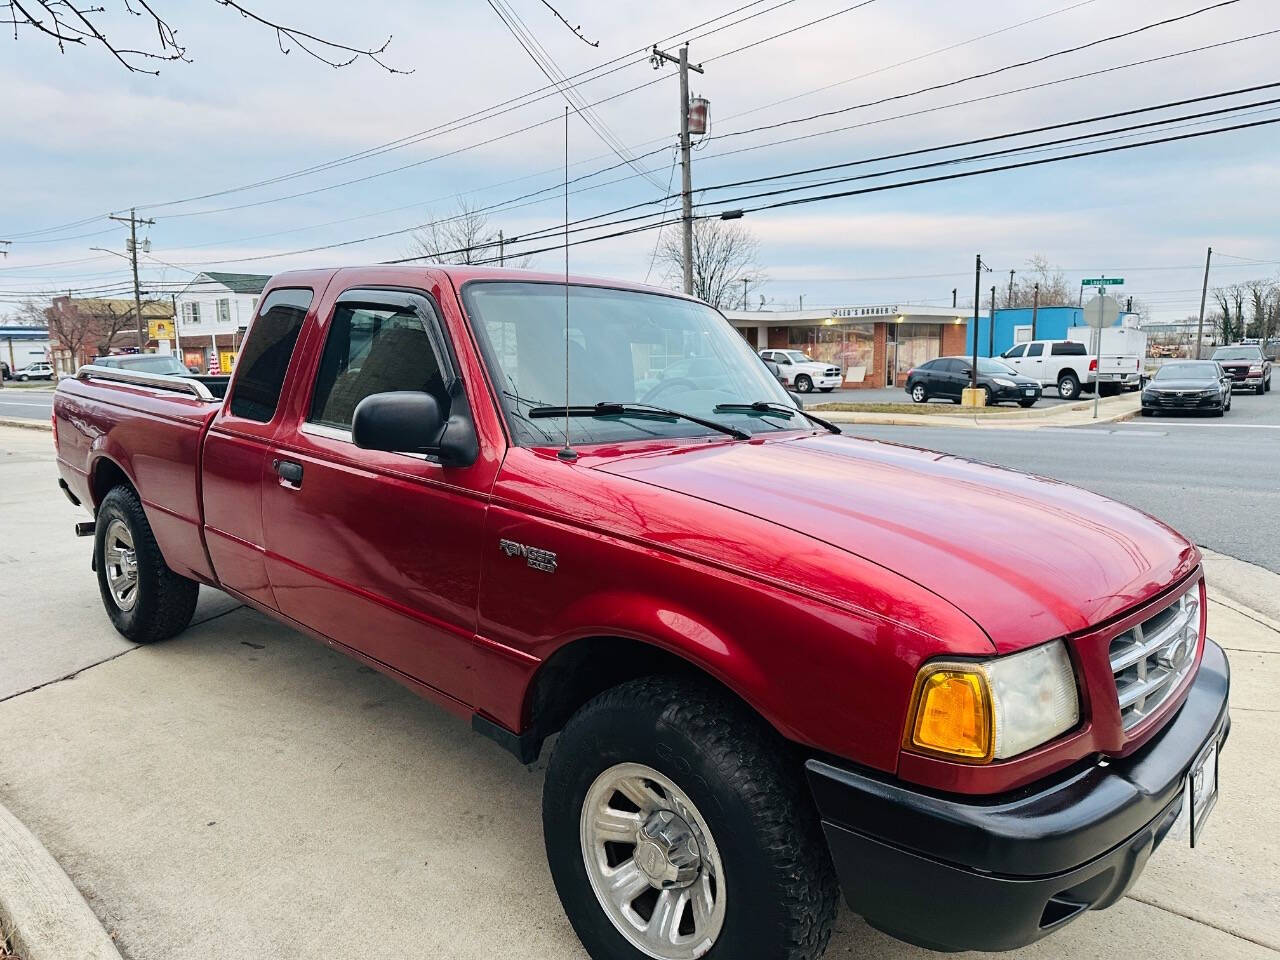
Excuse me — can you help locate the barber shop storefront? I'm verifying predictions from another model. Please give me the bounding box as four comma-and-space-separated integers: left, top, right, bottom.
724, 305, 974, 389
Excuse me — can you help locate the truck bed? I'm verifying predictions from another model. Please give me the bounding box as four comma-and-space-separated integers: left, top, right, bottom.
54, 371, 222, 585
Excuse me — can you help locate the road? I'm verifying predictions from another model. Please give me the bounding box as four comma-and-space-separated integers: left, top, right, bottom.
845, 390, 1280, 572
0, 386, 53, 421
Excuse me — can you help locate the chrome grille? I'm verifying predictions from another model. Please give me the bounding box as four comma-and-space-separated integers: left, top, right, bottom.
1109, 584, 1200, 730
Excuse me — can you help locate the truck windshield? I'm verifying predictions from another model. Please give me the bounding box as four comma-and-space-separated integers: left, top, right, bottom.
1211, 346, 1262, 361
463, 281, 796, 445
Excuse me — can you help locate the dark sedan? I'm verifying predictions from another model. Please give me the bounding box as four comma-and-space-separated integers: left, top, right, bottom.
1141, 361, 1232, 416
906, 356, 1042, 406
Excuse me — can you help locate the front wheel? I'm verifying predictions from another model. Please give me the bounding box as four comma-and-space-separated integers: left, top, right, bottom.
794, 374, 814, 394
95, 485, 199, 643
544, 677, 838, 960
16, 374, 27, 382
1018, 399, 1037, 408
1257, 381, 1266, 396
910, 383, 928, 403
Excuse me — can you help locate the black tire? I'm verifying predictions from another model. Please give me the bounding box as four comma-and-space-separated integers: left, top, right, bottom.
909, 382, 928, 403
544, 676, 838, 960
1018, 399, 1037, 408
16, 374, 27, 382
794, 374, 814, 394
1257, 381, 1266, 396
980, 386, 993, 407
1141, 408, 1154, 417
94, 485, 199, 643
1057, 372, 1080, 400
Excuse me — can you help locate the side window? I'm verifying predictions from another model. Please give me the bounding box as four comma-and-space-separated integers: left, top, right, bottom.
1051, 341, 1087, 356
228, 287, 312, 422
1027, 343, 1044, 357
309, 300, 446, 431
1005, 344, 1027, 359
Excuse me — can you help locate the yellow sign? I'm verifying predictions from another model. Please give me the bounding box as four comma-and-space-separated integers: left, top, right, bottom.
148, 318, 174, 341
219, 351, 237, 373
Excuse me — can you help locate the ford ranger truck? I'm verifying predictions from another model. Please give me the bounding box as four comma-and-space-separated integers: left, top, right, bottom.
53, 266, 1230, 960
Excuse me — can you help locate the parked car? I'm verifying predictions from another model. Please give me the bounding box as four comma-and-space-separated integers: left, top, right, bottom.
759, 348, 841, 393
92, 353, 194, 377
1210, 344, 1273, 395
1141, 361, 1233, 417
14, 361, 54, 381
906, 356, 1042, 406
999, 339, 1097, 400
54, 266, 1230, 960
0, 359, 9, 380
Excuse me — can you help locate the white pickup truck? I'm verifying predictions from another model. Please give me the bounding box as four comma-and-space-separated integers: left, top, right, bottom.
1068, 326, 1146, 395
759, 349, 842, 393
998, 340, 1097, 400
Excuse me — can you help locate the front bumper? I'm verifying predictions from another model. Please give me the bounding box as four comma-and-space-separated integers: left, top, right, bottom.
1143, 392, 1225, 411
815, 376, 842, 389
806, 639, 1230, 953
992, 383, 1041, 402
1228, 378, 1262, 389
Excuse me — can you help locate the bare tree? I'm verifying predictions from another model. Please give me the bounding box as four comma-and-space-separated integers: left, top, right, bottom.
1002, 255, 1075, 307
44, 297, 135, 372
3, 298, 49, 326
3, 0, 409, 75
406, 198, 531, 267
657, 219, 764, 310
1212, 284, 1247, 344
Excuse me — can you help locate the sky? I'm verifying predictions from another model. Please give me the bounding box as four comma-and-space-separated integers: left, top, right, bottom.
3, 0, 1280, 320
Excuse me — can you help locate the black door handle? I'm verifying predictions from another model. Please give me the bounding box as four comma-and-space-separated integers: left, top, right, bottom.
272, 458, 304, 487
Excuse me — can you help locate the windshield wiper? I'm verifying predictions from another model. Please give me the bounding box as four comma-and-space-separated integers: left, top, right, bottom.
713, 401, 841, 435
528, 402, 750, 441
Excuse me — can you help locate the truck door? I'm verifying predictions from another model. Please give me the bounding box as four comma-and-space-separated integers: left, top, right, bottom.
202, 286, 315, 610
259, 284, 493, 706
1022, 342, 1046, 383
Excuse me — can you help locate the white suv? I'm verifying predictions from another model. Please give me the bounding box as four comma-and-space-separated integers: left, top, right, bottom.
14, 362, 54, 382
759, 349, 842, 393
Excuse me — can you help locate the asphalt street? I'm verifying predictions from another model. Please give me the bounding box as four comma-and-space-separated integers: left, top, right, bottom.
844, 390, 1280, 574
0, 386, 53, 421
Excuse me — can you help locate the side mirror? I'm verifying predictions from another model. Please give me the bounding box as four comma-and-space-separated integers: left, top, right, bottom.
352, 385, 478, 467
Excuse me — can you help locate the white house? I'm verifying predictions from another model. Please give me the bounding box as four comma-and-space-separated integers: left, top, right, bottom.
171, 272, 270, 373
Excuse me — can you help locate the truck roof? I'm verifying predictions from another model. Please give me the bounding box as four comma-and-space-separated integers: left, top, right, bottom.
267, 264, 696, 301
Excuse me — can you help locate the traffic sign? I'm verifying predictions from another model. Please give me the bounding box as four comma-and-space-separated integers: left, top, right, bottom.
1081, 277, 1124, 286
1084, 294, 1121, 330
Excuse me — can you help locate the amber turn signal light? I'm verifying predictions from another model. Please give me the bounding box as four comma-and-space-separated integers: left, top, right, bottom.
907, 668, 992, 762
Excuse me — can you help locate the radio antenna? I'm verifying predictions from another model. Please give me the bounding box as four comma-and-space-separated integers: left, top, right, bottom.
557, 104, 577, 462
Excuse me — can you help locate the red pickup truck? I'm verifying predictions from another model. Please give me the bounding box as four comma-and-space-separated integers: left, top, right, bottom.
53, 266, 1229, 960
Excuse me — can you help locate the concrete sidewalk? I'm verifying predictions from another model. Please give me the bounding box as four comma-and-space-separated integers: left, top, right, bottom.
815, 392, 1141, 429
1, 425, 1276, 960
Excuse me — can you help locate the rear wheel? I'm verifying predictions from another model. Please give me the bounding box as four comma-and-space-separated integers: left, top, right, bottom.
1057, 373, 1080, 401
544, 677, 838, 960
794, 374, 814, 394
910, 383, 928, 403
95, 485, 199, 643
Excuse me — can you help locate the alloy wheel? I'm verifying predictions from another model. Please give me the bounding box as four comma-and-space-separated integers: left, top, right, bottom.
103, 518, 139, 611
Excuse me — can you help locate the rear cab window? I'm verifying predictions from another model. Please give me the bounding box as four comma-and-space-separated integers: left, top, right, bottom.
1051, 342, 1087, 356
228, 288, 313, 422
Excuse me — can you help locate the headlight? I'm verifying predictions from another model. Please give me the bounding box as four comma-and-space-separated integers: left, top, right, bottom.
992, 377, 1017, 388
905, 640, 1079, 763
1250, 365, 1263, 375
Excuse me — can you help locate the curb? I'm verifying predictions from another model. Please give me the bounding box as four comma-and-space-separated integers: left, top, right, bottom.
0, 418, 51, 432
816, 395, 1141, 429
0, 803, 123, 960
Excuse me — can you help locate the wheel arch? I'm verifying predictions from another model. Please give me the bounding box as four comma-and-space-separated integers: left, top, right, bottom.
88, 454, 137, 509
509, 632, 778, 765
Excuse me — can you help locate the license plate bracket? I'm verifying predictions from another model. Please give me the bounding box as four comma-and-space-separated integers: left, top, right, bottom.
1187, 733, 1220, 847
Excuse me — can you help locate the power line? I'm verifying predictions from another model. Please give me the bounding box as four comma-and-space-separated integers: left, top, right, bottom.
714, 0, 1246, 143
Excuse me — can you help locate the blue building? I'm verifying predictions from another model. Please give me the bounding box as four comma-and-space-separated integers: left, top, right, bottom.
963, 306, 1134, 358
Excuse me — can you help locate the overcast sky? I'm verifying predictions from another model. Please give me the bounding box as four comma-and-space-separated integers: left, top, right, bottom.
3, 0, 1279, 319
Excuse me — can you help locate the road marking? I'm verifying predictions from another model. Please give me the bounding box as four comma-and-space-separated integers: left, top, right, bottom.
1128, 422, 1280, 430
0, 399, 53, 407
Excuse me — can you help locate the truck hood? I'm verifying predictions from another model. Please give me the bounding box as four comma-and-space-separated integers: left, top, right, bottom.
594, 433, 1198, 651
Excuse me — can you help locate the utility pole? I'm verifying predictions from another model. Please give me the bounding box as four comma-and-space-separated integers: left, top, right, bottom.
743, 277, 750, 310
1031, 283, 1040, 340
952, 288, 957, 309
107, 208, 155, 354
989, 286, 997, 357
1008, 269, 1015, 308
498, 229, 505, 267
651, 44, 704, 295
971, 254, 982, 392
1195, 246, 1213, 359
